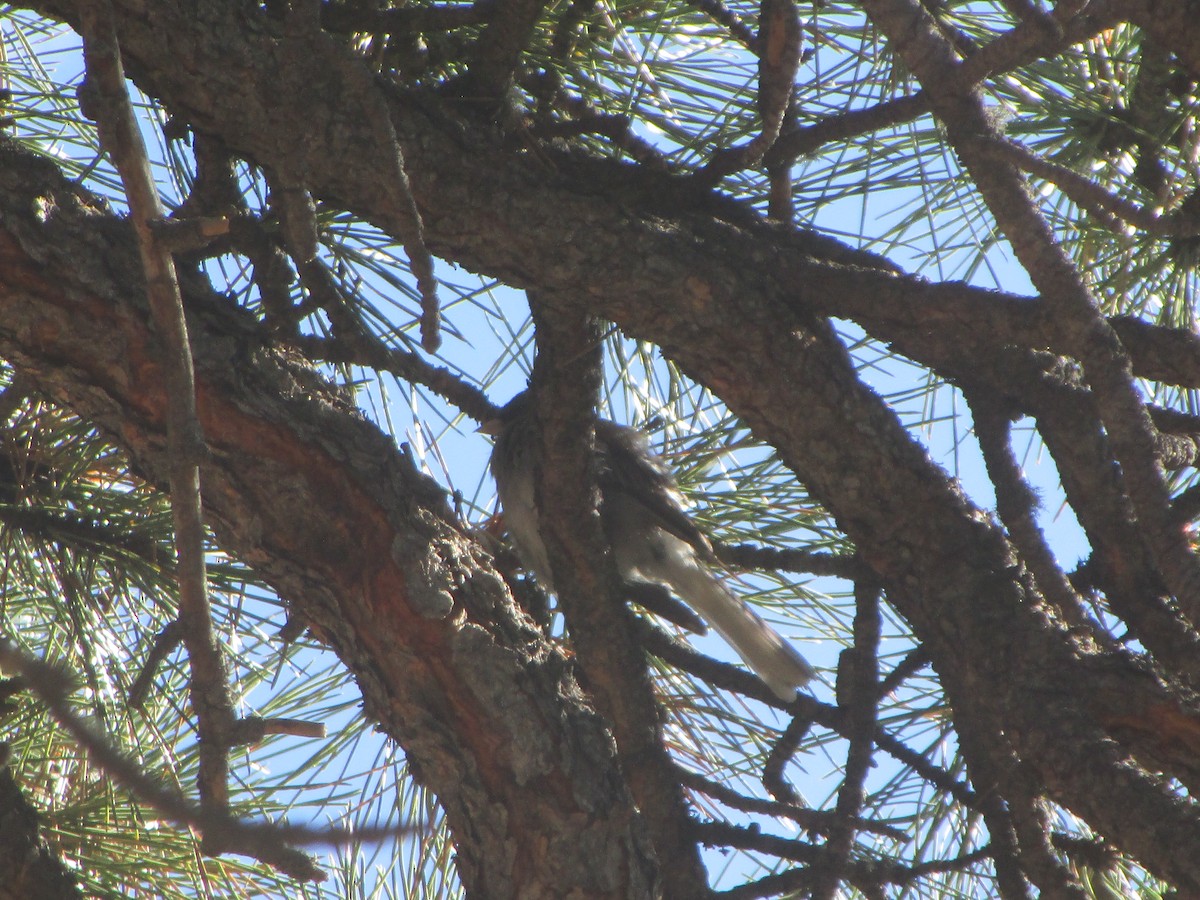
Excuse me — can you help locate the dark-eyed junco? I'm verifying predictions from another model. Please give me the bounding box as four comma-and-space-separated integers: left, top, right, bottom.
483, 391, 814, 700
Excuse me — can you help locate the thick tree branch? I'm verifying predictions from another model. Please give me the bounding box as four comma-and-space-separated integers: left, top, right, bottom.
0, 141, 656, 898
1129, 0, 1200, 80
526, 295, 708, 898
460, 0, 544, 104
860, 0, 1200, 626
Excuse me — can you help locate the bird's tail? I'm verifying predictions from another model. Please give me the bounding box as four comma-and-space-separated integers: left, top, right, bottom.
655, 553, 814, 700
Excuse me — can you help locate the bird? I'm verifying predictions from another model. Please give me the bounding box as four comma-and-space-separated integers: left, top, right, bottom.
482, 390, 814, 700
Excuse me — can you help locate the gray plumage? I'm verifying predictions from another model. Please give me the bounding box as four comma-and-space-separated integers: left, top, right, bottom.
485, 391, 814, 700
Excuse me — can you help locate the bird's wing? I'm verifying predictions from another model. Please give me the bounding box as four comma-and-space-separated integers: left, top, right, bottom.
594, 419, 715, 559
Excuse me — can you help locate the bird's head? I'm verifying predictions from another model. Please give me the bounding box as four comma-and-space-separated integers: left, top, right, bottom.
479, 390, 532, 436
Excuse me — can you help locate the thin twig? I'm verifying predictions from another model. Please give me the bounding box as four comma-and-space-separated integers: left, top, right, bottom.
717, 541, 866, 579
812, 579, 881, 900
766, 1, 1120, 169
877, 647, 930, 698
634, 615, 799, 706
862, 0, 1200, 626
687, 0, 759, 50
292, 332, 494, 423
231, 715, 327, 744
763, 710, 812, 803
127, 619, 184, 709
695, 0, 801, 183
283, 8, 442, 351
78, 5, 237, 834
969, 395, 1096, 630
520, 72, 671, 166
532, 0, 597, 116
970, 136, 1199, 237
0, 641, 421, 881
675, 764, 906, 840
